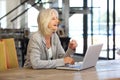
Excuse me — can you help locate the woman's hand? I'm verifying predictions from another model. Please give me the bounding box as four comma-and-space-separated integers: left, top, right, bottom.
64, 57, 75, 64
68, 39, 78, 50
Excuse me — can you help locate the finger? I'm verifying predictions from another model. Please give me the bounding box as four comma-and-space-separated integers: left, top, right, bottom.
71, 60, 75, 64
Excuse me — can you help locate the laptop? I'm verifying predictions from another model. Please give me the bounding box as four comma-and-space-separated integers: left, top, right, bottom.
56, 43, 103, 71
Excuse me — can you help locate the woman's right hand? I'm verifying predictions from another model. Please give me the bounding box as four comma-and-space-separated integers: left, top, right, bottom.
64, 57, 75, 64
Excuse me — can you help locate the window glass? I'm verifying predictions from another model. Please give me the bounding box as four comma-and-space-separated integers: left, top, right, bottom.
0, 0, 6, 28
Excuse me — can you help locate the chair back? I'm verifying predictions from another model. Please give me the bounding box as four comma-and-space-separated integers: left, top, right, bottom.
0, 40, 7, 71
0, 38, 19, 71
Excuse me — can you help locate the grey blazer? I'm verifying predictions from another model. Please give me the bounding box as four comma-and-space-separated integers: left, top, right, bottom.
24, 31, 75, 69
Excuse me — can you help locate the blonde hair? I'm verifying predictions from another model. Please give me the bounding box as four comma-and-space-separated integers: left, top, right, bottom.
37, 8, 59, 36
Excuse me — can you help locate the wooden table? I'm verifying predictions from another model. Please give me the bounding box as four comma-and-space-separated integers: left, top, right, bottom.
0, 60, 120, 80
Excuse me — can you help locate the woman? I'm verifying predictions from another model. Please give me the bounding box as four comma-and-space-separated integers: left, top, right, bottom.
24, 8, 77, 69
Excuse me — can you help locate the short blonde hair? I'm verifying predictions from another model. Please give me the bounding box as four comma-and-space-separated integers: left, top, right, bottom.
37, 8, 59, 36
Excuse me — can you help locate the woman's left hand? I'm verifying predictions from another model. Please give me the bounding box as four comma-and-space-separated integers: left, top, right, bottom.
68, 39, 78, 50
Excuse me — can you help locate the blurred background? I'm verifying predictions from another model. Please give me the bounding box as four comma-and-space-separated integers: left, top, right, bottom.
0, 0, 120, 67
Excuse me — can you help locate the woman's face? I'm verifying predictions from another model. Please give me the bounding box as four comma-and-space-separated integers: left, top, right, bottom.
48, 12, 59, 33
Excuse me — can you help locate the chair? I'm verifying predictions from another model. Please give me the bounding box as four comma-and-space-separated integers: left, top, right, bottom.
0, 38, 19, 71
0, 40, 7, 71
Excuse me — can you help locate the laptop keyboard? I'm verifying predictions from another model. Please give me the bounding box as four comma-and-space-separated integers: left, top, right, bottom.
65, 62, 82, 68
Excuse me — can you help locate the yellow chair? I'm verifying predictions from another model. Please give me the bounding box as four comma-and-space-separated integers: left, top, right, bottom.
0, 38, 19, 71
0, 40, 7, 71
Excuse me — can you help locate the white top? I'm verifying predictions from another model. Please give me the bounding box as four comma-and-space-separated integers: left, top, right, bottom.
48, 47, 52, 59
